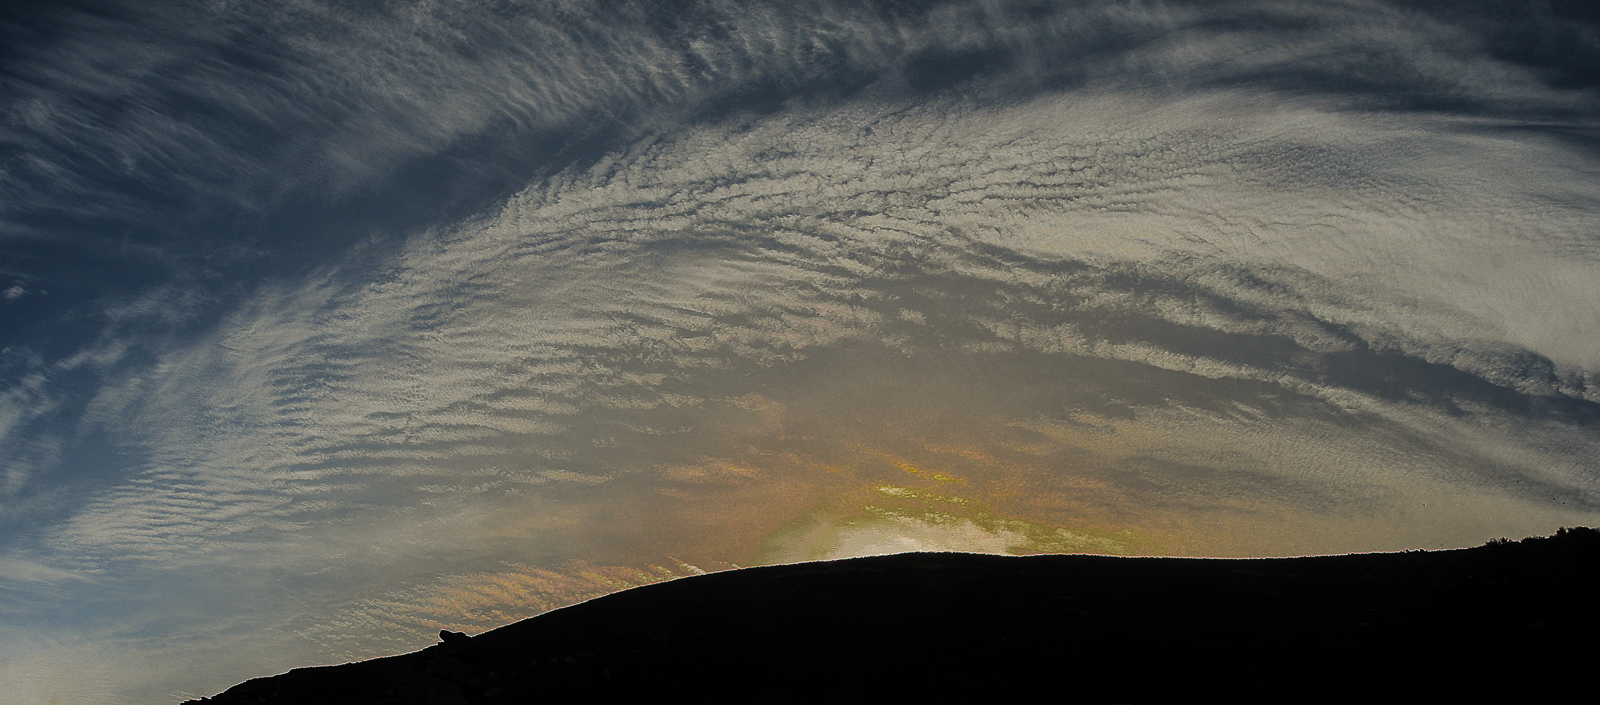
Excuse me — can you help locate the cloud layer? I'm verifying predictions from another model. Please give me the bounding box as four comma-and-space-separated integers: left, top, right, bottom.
1, 2, 1598, 703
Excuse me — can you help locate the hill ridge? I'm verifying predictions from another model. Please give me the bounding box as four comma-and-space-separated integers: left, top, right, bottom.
185, 527, 1600, 703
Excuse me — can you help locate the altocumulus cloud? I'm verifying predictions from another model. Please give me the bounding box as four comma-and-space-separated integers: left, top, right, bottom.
1, 1, 1599, 703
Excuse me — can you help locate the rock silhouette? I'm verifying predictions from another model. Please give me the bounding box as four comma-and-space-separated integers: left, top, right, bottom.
183, 528, 1600, 703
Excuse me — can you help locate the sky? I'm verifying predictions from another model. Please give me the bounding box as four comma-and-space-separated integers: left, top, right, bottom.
1, 0, 1598, 702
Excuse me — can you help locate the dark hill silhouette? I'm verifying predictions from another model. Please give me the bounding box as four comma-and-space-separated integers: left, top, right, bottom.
183, 527, 1600, 703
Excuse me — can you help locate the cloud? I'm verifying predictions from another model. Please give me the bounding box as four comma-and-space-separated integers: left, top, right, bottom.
3, 0, 1590, 243
0, 554, 96, 586
0, 371, 63, 498
48, 81, 1600, 575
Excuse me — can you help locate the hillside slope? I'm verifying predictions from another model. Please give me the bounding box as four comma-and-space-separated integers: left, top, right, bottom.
185, 528, 1600, 703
